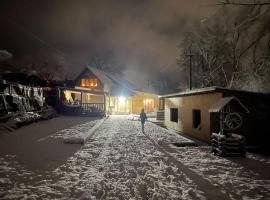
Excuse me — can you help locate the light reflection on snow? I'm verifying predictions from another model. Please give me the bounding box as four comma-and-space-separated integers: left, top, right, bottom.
0, 116, 269, 200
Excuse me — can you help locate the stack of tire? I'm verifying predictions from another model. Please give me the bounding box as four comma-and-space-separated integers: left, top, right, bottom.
211, 132, 246, 157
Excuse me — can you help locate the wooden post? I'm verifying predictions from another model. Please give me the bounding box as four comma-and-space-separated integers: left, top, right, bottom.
80, 92, 83, 104
185, 48, 195, 90
220, 110, 224, 135
103, 94, 106, 113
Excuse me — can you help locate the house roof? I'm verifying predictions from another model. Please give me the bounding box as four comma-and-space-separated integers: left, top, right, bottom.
209, 97, 250, 113
80, 66, 142, 96
86, 66, 113, 85
76, 66, 158, 96
161, 86, 270, 98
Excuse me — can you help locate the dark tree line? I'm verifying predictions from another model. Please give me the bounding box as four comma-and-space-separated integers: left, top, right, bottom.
178, 4, 270, 92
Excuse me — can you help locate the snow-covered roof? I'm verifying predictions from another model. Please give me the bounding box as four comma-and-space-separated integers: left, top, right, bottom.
209, 97, 250, 113
161, 86, 270, 98
86, 66, 113, 85
81, 66, 142, 96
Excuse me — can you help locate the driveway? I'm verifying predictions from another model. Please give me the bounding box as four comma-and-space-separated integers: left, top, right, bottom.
0, 115, 269, 199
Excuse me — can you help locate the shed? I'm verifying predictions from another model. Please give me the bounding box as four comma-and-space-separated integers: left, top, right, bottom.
209, 97, 250, 134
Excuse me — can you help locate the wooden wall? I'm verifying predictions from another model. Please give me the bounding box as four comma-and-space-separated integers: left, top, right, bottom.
164, 92, 222, 143
108, 92, 159, 114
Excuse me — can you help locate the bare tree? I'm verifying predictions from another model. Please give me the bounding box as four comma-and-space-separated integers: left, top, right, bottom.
178, 5, 270, 92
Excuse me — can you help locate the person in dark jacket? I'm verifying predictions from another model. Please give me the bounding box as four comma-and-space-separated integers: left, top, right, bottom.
140, 108, 147, 133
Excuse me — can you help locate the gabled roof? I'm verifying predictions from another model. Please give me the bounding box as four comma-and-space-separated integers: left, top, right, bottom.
76, 65, 160, 96
77, 65, 142, 96
85, 66, 113, 85
209, 97, 250, 113
104, 72, 141, 92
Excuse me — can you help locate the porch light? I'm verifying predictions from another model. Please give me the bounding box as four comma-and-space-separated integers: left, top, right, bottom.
119, 96, 126, 105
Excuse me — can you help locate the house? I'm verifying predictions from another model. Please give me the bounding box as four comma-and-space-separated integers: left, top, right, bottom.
160, 87, 270, 149
55, 66, 159, 115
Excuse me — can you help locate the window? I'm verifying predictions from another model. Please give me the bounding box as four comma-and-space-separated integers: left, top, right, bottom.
192, 109, 201, 129
81, 79, 98, 88
170, 108, 178, 122
144, 99, 154, 110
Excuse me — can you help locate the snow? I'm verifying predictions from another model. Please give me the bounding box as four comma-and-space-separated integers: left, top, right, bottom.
171, 146, 270, 200
0, 115, 269, 199
246, 153, 270, 165
51, 118, 104, 144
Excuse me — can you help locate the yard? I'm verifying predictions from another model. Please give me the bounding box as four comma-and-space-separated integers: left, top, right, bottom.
0, 115, 269, 199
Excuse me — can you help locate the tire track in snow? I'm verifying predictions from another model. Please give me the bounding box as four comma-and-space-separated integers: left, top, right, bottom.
141, 130, 231, 200
62, 116, 207, 199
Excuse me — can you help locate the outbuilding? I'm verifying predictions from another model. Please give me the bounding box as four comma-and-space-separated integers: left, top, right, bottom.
161, 87, 270, 149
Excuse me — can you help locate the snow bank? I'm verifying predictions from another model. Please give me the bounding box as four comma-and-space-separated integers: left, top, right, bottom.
50, 118, 105, 144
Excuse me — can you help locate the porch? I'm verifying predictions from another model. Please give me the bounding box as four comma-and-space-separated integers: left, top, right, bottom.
56, 87, 106, 116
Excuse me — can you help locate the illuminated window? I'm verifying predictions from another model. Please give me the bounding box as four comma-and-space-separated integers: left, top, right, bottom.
143, 99, 154, 110
90, 79, 97, 87
81, 79, 86, 87
81, 79, 98, 88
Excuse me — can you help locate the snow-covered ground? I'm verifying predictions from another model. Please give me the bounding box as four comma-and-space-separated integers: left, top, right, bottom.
171, 146, 270, 200
0, 115, 269, 199
246, 153, 270, 165
51, 119, 102, 143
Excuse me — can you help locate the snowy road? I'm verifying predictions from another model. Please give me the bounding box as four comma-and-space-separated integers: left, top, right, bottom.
0, 116, 269, 199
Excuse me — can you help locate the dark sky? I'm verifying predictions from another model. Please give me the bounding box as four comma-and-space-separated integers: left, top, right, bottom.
0, 0, 215, 90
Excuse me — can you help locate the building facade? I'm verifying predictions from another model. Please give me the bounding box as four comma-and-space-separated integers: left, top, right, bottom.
162, 87, 270, 149
56, 66, 159, 115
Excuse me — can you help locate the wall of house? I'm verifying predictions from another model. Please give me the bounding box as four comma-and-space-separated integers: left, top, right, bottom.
132, 92, 159, 114
82, 93, 104, 104
164, 92, 222, 143
75, 70, 104, 91
108, 96, 132, 114
108, 92, 159, 114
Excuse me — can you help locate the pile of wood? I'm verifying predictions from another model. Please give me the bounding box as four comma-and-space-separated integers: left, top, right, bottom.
211, 132, 246, 157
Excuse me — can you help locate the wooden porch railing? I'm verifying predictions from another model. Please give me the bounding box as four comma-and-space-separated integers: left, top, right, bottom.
81, 103, 105, 112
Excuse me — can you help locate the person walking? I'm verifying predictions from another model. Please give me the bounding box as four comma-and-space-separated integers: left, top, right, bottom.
140, 108, 147, 133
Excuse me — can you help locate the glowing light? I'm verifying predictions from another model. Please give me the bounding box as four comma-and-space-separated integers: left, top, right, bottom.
80, 79, 98, 88
119, 96, 126, 105
143, 98, 154, 110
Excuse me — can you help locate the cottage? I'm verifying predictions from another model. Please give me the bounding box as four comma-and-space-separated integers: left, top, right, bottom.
161, 87, 270, 149
56, 66, 159, 115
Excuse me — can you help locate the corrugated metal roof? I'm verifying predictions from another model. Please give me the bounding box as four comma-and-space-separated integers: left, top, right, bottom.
209, 96, 250, 113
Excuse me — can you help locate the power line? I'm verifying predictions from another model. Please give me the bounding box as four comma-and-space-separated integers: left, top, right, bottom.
6, 15, 66, 58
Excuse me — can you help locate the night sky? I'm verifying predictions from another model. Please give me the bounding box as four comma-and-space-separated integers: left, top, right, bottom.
0, 0, 215, 90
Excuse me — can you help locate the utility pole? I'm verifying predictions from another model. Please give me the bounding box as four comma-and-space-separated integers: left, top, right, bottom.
185, 47, 195, 90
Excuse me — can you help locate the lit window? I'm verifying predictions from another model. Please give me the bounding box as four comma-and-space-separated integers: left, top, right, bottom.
90, 79, 97, 87
81, 79, 86, 87
144, 99, 154, 110
80, 79, 98, 88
